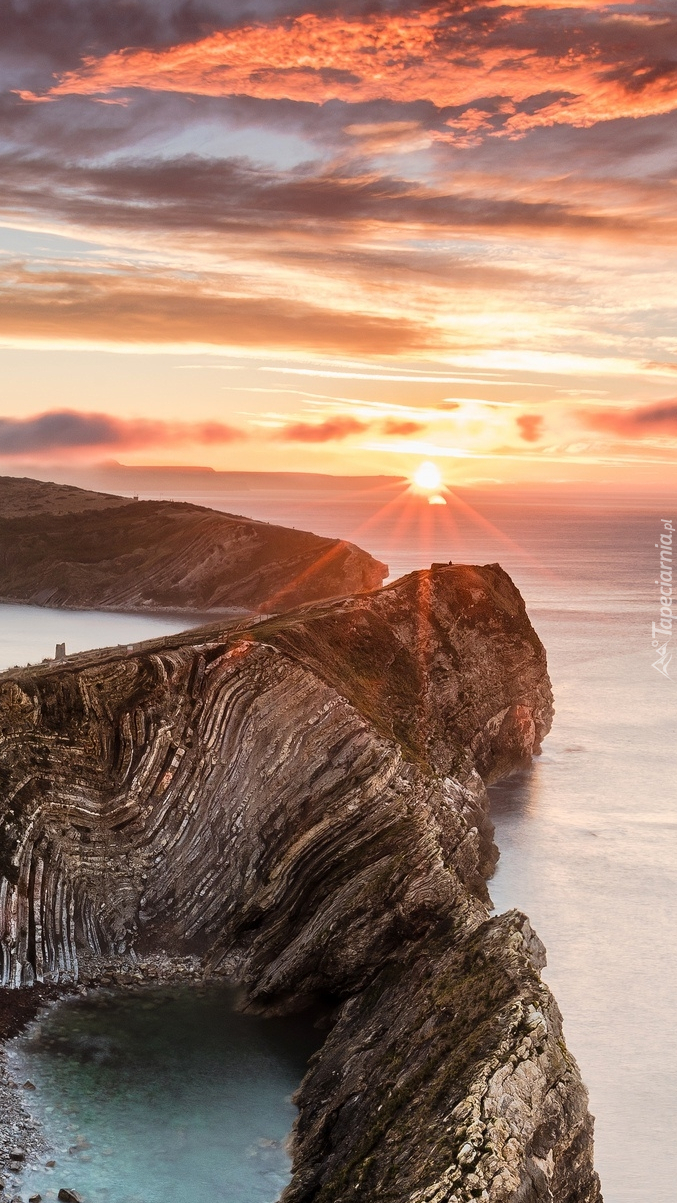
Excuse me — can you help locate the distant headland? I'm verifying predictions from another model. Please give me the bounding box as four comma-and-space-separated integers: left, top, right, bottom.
0, 475, 387, 616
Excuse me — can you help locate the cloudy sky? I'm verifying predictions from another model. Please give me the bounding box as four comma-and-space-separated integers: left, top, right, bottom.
2, 0, 677, 485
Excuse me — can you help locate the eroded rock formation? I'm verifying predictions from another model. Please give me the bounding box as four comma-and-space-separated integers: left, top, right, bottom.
0, 475, 386, 613
0, 563, 601, 1201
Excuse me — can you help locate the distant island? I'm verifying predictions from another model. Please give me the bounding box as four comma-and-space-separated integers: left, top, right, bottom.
0, 475, 387, 615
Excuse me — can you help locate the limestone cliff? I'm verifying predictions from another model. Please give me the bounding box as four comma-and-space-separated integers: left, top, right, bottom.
0, 564, 600, 1201
0, 475, 386, 613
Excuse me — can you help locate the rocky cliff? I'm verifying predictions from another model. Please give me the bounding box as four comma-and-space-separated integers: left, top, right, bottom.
0, 563, 601, 1201
0, 475, 386, 613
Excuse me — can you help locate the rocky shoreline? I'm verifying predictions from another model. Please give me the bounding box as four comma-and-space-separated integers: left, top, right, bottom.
0, 985, 66, 1194
0, 953, 221, 1200
0, 564, 602, 1201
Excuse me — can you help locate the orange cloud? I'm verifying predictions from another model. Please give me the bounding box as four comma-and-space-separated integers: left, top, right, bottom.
0, 263, 431, 356
25, 5, 677, 137
276, 415, 371, 442
275, 416, 428, 442
381, 418, 427, 436
580, 400, 677, 435
516, 413, 544, 441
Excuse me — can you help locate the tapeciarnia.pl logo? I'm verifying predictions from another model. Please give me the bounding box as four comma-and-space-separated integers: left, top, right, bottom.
652, 518, 674, 679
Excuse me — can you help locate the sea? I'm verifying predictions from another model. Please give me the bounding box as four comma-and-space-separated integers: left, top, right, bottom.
3, 479, 675, 1203
9, 983, 321, 1203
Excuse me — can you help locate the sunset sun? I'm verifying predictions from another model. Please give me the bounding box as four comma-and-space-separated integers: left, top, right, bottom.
412, 461, 442, 491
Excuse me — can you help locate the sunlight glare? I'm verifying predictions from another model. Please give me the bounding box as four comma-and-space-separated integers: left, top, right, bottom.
413, 461, 442, 491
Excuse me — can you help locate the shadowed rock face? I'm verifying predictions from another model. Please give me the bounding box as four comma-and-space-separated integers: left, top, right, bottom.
0, 564, 601, 1202
0, 476, 386, 613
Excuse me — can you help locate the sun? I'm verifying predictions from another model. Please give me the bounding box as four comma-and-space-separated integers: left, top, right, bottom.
412, 461, 442, 491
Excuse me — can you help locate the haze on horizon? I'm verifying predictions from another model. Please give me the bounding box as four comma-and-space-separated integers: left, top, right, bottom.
2, 0, 677, 489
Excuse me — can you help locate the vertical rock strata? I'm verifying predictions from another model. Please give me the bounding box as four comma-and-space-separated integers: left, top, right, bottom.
0, 564, 601, 1201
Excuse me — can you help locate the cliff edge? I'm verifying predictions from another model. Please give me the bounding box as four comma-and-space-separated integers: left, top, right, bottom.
0, 564, 600, 1201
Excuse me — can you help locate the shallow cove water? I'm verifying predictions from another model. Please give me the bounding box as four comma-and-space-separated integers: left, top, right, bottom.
8, 982, 322, 1203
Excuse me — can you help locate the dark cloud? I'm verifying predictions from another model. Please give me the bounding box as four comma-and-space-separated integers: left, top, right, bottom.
580, 400, 677, 437
0, 409, 245, 455
0, 152, 638, 242
0, 0, 437, 86
0, 1, 310, 84
516, 414, 544, 442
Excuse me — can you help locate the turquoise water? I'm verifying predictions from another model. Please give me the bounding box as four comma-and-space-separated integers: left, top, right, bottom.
9, 984, 321, 1203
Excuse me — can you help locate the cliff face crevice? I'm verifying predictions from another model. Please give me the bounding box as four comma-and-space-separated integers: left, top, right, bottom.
0, 563, 600, 1201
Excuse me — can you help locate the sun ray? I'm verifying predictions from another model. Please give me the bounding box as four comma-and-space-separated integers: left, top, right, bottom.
444, 489, 560, 581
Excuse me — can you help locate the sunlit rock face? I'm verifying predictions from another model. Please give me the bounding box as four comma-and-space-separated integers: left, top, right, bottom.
0, 564, 601, 1202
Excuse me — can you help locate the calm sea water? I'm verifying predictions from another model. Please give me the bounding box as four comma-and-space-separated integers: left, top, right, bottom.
0, 605, 196, 672
1, 482, 675, 1202
9, 983, 321, 1203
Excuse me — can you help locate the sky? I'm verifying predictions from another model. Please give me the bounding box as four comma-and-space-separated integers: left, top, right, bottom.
2, 0, 677, 487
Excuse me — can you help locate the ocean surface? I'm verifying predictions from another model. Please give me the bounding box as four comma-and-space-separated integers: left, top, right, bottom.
1, 480, 675, 1202
9, 983, 321, 1203
0, 605, 196, 673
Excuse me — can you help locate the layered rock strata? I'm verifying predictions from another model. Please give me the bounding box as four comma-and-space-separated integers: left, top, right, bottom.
0, 476, 386, 613
0, 563, 600, 1201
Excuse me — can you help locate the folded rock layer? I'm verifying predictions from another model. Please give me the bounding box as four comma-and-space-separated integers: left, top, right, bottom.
0, 563, 601, 1201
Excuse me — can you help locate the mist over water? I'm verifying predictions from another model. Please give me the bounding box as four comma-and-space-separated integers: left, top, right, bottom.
488, 610, 675, 1203
2, 480, 675, 1201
